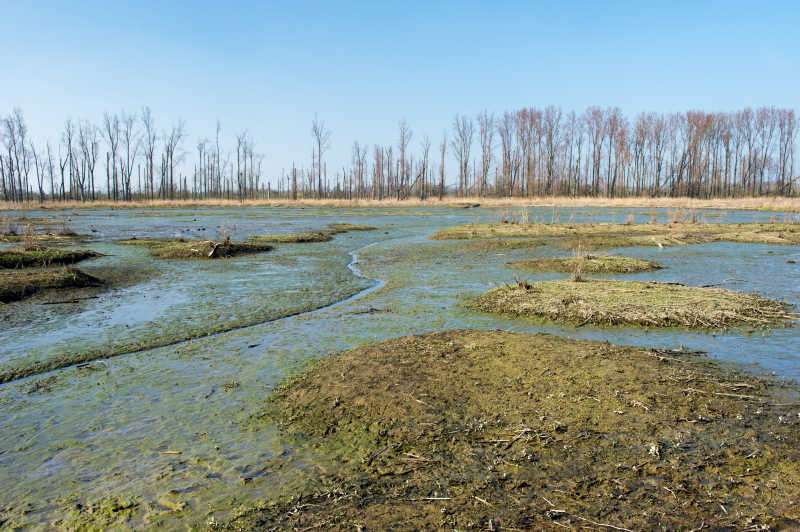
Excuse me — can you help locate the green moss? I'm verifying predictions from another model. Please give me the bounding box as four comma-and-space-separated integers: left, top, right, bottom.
0, 248, 102, 269
510, 255, 662, 273
228, 330, 800, 530
467, 279, 793, 329
0, 267, 103, 303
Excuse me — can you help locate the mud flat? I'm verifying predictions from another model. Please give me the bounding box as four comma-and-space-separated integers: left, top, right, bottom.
467, 280, 795, 329
0, 267, 103, 303
117, 238, 273, 259
510, 255, 661, 274
226, 330, 800, 531
0, 247, 101, 268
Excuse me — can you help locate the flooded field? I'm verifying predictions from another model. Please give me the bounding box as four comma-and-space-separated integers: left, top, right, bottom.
1, 205, 798, 529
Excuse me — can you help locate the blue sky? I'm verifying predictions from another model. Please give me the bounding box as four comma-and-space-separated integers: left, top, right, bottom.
1, 1, 798, 183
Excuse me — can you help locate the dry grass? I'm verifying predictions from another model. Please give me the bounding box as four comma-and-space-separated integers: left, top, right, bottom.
467, 279, 794, 329
3, 196, 800, 212
510, 254, 662, 274
0, 267, 103, 303
229, 330, 800, 531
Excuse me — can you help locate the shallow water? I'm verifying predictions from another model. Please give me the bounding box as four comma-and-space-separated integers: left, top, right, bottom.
0, 205, 797, 529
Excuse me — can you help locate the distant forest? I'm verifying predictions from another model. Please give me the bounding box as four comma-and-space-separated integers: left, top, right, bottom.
1, 106, 797, 203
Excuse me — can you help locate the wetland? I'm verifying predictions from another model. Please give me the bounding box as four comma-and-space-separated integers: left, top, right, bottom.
0, 204, 798, 530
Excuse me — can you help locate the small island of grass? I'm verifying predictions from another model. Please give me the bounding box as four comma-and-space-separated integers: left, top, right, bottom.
466, 279, 793, 329
510, 254, 661, 273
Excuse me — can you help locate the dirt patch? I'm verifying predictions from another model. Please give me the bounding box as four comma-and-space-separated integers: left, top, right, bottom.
117, 238, 273, 259
510, 255, 661, 274
227, 330, 800, 531
466, 280, 794, 329
0, 267, 104, 303
0, 248, 102, 269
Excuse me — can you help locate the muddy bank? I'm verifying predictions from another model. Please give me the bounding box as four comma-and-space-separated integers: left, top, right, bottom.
227, 330, 800, 531
467, 280, 794, 329
0, 268, 103, 303
510, 254, 661, 274
0, 248, 101, 268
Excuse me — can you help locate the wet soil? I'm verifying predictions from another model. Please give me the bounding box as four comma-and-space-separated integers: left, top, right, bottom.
227, 329, 800, 531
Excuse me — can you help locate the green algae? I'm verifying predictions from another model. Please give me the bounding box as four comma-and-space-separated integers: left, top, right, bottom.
467, 279, 794, 329
510, 254, 662, 274
227, 330, 800, 530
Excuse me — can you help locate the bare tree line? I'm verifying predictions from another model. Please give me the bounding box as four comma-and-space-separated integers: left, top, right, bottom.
1, 105, 797, 203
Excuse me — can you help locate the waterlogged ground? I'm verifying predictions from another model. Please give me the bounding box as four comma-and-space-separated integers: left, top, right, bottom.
0, 205, 798, 529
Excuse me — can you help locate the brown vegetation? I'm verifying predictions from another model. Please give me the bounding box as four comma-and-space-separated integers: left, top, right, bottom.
227, 330, 800, 531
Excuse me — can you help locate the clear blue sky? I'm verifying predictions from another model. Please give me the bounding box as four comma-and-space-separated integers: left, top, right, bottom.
2, 0, 798, 184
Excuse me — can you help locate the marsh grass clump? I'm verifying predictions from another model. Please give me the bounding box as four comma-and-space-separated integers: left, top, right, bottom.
326, 222, 377, 232
231, 330, 800, 531
467, 279, 794, 329
0, 248, 102, 269
510, 254, 662, 274
248, 231, 334, 244
117, 238, 272, 259
464, 238, 545, 252
0, 267, 103, 303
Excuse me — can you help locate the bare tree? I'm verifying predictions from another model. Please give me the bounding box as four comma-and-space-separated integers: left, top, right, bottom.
311, 114, 332, 199
477, 110, 494, 197
451, 114, 474, 196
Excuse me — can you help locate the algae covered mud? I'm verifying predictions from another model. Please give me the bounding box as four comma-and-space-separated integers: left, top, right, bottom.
0, 205, 798, 530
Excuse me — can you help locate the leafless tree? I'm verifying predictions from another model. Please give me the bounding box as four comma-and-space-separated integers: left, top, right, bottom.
311, 114, 332, 199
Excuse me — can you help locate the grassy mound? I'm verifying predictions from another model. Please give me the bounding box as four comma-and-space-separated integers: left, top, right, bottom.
465, 238, 545, 251
248, 231, 334, 243
0, 248, 101, 269
467, 279, 794, 329
117, 238, 272, 259
229, 330, 800, 531
327, 222, 377, 232
510, 255, 661, 273
0, 268, 103, 303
